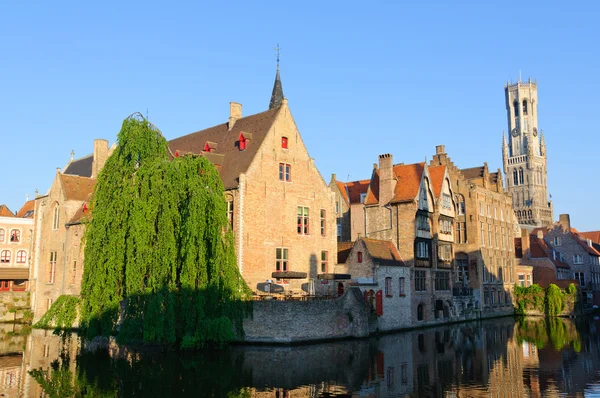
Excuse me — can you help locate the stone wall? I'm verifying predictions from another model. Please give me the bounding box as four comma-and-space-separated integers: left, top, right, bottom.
0, 292, 29, 323
242, 287, 369, 343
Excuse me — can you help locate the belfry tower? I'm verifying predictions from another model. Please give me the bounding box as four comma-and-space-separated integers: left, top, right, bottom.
502, 78, 553, 227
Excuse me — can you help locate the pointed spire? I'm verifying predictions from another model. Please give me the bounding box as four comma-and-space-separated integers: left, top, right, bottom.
269, 44, 284, 109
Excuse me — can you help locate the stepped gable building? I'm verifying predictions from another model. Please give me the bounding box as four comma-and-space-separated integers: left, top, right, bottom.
30, 140, 112, 322
0, 201, 35, 294
531, 214, 600, 306
169, 69, 337, 295
502, 79, 553, 227
430, 145, 516, 316
329, 175, 370, 242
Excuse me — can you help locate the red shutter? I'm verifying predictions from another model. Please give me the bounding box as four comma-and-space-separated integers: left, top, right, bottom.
203, 142, 211, 152
239, 133, 246, 150
376, 290, 383, 316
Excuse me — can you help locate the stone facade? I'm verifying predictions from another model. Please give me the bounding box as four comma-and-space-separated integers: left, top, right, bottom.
502, 79, 553, 227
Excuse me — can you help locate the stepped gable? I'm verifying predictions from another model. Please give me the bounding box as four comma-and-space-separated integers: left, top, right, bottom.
63, 154, 93, 177
361, 238, 406, 267
169, 106, 281, 190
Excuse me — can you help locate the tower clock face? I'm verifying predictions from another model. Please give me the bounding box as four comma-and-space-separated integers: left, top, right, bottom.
511, 128, 519, 137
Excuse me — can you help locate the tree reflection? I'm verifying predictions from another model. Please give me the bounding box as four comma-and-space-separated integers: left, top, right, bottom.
516, 317, 581, 351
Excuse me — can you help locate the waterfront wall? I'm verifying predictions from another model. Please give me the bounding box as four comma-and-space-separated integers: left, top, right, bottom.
242, 287, 370, 343
0, 292, 29, 323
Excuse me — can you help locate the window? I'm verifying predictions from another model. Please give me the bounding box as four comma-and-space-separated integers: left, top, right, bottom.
53, 205, 60, 230
48, 251, 57, 284
357, 251, 363, 263
0, 251, 10, 264
385, 277, 392, 297
519, 168, 524, 185
297, 206, 309, 235
456, 222, 466, 244
592, 256, 599, 266
399, 277, 405, 296
553, 236, 562, 246
281, 136, 288, 149
513, 101, 519, 117
0, 229, 4, 243
479, 201, 484, 216
417, 215, 430, 231
573, 255, 584, 265
0, 281, 9, 291
494, 207, 497, 219
320, 209, 326, 236
335, 201, 339, 214
9, 229, 20, 243
480, 223, 485, 246
574, 272, 585, 287
279, 163, 291, 182
456, 254, 469, 284
435, 271, 450, 291
513, 169, 519, 186
226, 200, 234, 227
71, 261, 77, 285
522, 100, 528, 115
320, 251, 328, 273
488, 224, 493, 247
16, 250, 26, 264
360, 192, 367, 203
238, 133, 247, 150
337, 219, 342, 238
275, 248, 289, 284
495, 226, 499, 248
526, 274, 532, 286
438, 244, 452, 262
439, 219, 452, 235
456, 196, 465, 215
416, 241, 429, 259
487, 204, 491, 218
497, 266, 503, 281
415, 271, 427, 291
442, 193, 451, 209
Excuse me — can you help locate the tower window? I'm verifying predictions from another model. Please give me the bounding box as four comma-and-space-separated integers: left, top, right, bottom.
522, 100, 528, 115
513, 169, 518, 186
513, 101, 519, 117
519, 168, 524, 185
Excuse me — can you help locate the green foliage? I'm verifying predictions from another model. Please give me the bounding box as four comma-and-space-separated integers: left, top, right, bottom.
34, 296, 80, 331
545, 284, 565, 316
80, 114, 251, 348
566, 283, 577, 295
513, 284, 545, 314
516, 317, 582, 351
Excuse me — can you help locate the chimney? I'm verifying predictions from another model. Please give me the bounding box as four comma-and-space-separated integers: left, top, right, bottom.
435, 145, 445, 155
521, 228, 530, 258
92, 139, 109, 178
378, 154, 395, 205
228, 102, 242, 131
559, 214, 571, 232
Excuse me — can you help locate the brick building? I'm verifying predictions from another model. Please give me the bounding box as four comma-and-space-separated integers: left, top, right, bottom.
169, 70, 337, 296
430, 145, 517, 316
329, 175, 369, 242
0, 201, 34, 294
30, 140, 111, 322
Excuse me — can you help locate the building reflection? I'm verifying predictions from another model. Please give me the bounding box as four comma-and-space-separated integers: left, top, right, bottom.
6, 318, 600, 397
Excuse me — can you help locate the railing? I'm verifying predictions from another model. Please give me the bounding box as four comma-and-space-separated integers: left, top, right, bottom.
453, 287, 474, 297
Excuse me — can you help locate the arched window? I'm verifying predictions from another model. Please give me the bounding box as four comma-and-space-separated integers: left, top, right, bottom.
0, 229, 4, 243
456, 195, 465, 215
9, 230, 20, 243
522, 100, 528, 115
52, 205, 60, 230
0, 251, 10, 264
16, 250, 26, 264
513, 169, 518, 186
519, 168, 524, 185
399, 277, 405, 296
357, 251, 363, 263
417, 303, 425, 321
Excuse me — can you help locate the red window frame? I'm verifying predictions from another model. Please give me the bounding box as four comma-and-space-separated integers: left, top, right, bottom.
10, 229, 20, 243
16, 250, 26, 264
0, 281, 9, 291
279, 163, 291, 182
0, 229, 4, 242
297, 206, 309, 235
385, 277, 392, 297
357, 251, 363, 263
0, 250, 10, 264
281, 136, 288, 149
320, 209, 326, 236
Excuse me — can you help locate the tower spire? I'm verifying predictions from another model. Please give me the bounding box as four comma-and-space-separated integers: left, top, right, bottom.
269, 43, 284, 109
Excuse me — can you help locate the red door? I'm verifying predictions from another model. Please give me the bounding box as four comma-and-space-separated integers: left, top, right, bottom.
376, 290, 383, 316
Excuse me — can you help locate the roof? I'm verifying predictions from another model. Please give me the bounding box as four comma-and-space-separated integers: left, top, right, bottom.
428, 165, 446, 198
335, 180, 370, 205
269, 68, 284, 110
0, 205, 14, 218
365, 162, 424, 205
59, 174, 96, 201
16, 200, 35, 218
361, 238, 406, 267
580, 231, 600, 244
514, 237, 523, 258
461, 166, 484, 180
337, 242, 354, 264
533, 226, 600, 257
168, 106, 281, 189
530, 236, 570, 269
67, 202, 91, 225
63, 154, 93, 177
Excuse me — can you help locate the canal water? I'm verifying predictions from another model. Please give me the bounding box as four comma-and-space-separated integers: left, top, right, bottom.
1, 316, 600, 397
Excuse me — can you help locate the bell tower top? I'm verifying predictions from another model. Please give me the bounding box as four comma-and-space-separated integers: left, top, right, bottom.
504, 78, 540, 157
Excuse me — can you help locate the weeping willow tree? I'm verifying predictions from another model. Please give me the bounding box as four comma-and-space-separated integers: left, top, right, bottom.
80, 113, 250, 348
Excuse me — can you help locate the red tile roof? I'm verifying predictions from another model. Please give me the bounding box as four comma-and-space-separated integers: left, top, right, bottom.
0, 205, 15, 218
572, 229, 600, 256
60, 175, 96, 201
335, 180, 370, 205
428, 165, 446, 198
530, 236, 570, 269
580, 231, 600, 244
169, 107, 281, 190
361, 238, 406, 267
16, 200, 35, 218
365, 162, 425, 205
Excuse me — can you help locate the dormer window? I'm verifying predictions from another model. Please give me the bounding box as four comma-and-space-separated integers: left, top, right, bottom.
203, 142, 211, 152
239, 133, 247, 151
281, 136, 288, 149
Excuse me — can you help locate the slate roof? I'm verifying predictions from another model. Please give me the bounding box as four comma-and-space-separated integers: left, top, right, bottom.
337, 241, 354, 264
60, 175, 96, 201
335, 180, 370, 205
63, 155, 93, 177
0, 205, 14, 218
361, 238, 406, 267
168, 106, 281, 190
16, 200, 35, 218
365, 162, 424, 205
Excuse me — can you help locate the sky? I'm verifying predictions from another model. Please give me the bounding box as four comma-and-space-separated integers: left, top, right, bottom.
1, 1, 599, 230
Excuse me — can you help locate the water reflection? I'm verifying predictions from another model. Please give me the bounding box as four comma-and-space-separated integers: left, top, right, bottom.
5, 317, 600, 397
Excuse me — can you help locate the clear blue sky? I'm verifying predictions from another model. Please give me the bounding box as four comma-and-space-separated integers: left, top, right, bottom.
1, 1, 599, 230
